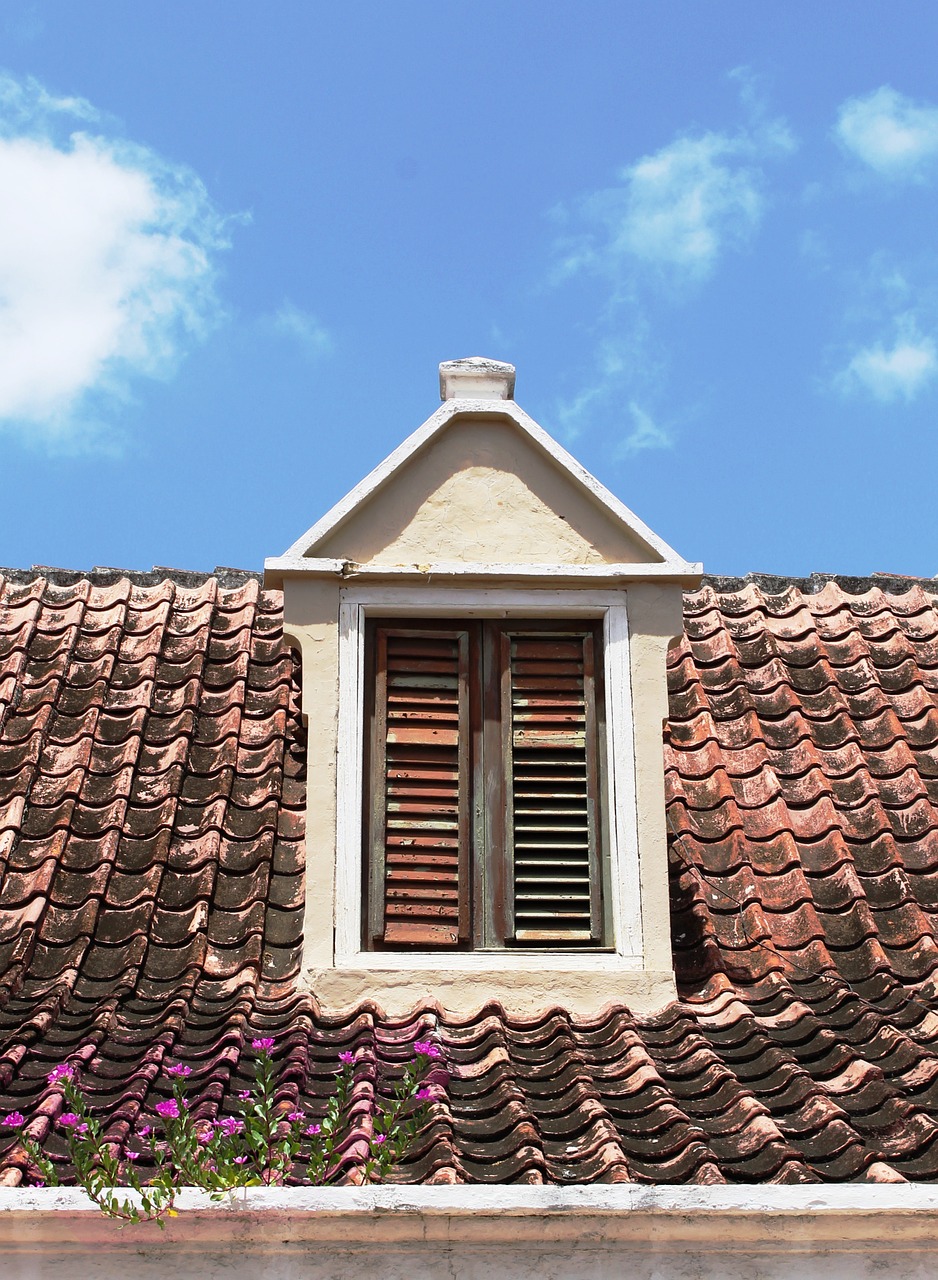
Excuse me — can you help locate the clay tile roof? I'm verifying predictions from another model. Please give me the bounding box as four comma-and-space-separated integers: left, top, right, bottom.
3, 568, 938, 1185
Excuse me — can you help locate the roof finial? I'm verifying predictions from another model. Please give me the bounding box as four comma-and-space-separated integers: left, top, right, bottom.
439, 356, 516, 401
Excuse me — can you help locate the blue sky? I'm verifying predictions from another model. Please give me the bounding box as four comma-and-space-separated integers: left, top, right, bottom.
1, 2, 937, 579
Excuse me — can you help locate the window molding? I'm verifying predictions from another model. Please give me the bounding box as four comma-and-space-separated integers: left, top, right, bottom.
335, 586, 643, 972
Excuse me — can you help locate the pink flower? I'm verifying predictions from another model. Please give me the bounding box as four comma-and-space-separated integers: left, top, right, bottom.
338, 1051, 355, 1065
373, 1133, 386, 1146
304, 1123, 321, 1137
251, 1037, 275, 1052
233, 1155, 248, 1165
196, 1129, 212, 1145
166, 1064, 191, 1078
2, 1111, 24, 1128
215, 1116, 243, 1137
33, 1180, 45, 1189
413, 1041, 442, 1059
237, 1090, 251, 1102
137, 1124, 152, 1139
59, 1112, 82, 1128
47, 1064, 74, 1084
415, 1087, 434, 1100
287, 1110, 304, 1123
125, 1151, 140, 1161
154, 1099, 180, 1120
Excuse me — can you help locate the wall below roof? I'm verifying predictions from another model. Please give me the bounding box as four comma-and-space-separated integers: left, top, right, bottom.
3, 1187, 938, 1280
282, 575, 684, 1018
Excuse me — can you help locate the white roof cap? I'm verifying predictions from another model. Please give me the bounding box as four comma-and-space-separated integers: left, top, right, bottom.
439, 356, 516, 401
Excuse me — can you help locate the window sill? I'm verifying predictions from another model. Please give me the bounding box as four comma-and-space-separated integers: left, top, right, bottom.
301, 963, 677, 1019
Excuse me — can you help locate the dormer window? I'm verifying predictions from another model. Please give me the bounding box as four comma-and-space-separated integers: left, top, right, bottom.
266, 356, 701, 1017
364, 618, 606, 950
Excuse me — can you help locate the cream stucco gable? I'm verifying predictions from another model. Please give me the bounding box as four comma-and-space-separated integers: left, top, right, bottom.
267, 359, 695, 584
314, 416, 654, 568
265, 357, 702, 1020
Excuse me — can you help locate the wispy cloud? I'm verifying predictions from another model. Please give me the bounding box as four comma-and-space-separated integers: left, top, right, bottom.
834, 87, 938, 180
270, 301, 332, 360
550, 74, 793, 459
554, 337, 674, 457
0, 72, 231, 448
835, 317, 938, 403
618, 402, 673, 457
556, 101, 794, 289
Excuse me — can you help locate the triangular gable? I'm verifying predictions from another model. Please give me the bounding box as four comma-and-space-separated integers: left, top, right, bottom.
271, 399, 698, 575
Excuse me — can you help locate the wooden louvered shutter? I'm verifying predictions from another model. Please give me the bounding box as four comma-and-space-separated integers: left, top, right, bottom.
368, 626, 471, 947
502, 629, 602, 944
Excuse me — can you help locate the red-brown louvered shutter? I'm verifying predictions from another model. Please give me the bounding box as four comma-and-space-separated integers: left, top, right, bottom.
502, 629, 602, 943
368, 627, 471, 947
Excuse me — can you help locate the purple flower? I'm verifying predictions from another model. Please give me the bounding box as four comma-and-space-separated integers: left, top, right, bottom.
137, 1124, 152, 1139
338, 1051, 355, 1065
125, 1151, 140, 1161
2, 1111, 24, 1128
215, 1116, 244, 1137
372, 1133, 386, 1146
59, 1112, 82, 1129
237, 1090, 251, 1102
196, 1129, 212, 1146
251, 1037, 275, 1053
154, 1099, 180, 1120
33, 1180, 45, 1189
287, 1110, 304, 1123
233, 1155, 248, 1165
413, 1041, 442, 1059
415, 1087, 434, 1101
47, 1064, 74, 1084
305, 1123, 321, 1137
166, 1063, 191, 1078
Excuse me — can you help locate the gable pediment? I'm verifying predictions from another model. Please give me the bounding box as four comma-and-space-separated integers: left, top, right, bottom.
270, 381, 699, 581
314, 415, 654, 567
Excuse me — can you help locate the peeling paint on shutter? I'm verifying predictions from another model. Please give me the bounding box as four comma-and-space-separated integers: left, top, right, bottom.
503, 630, 602, 943
369, 627, 470, 946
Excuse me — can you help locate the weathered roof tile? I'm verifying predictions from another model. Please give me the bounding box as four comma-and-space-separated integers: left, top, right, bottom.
3, 573, 938, 1183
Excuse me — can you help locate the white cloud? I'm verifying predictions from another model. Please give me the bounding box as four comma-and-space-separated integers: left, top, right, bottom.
835, 87, 938, 179
836, 319, 938, 402
270, 301, 332, 359
0, 72, 230, 445
554, 339, 673, 456
618, 401, 672, 455
551, 78, 791, 455
557, 110, 794, 287
615, 134, 763, 278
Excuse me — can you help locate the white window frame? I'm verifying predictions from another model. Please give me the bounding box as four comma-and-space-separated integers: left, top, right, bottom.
334, 585, 644, 972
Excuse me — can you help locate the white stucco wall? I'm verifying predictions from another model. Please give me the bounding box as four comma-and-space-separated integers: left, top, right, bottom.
3, 1185, 938, 1280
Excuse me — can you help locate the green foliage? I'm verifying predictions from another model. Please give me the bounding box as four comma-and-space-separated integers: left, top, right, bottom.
3, 1039, 442, 1227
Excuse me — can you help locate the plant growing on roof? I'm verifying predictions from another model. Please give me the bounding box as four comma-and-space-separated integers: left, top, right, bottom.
4, 1037, 444, 1227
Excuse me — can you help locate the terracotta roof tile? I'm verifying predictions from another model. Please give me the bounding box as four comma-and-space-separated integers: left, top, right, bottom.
3, 571, 938, 1183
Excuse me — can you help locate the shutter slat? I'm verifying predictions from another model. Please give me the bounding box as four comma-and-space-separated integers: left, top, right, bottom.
370, 628, 470, 947
504, 630, 602, 944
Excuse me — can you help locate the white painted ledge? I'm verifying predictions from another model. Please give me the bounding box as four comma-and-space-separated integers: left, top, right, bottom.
6, 1186, 938, 1280
3, 1184, 938, 1242
264, 556, 704, 588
